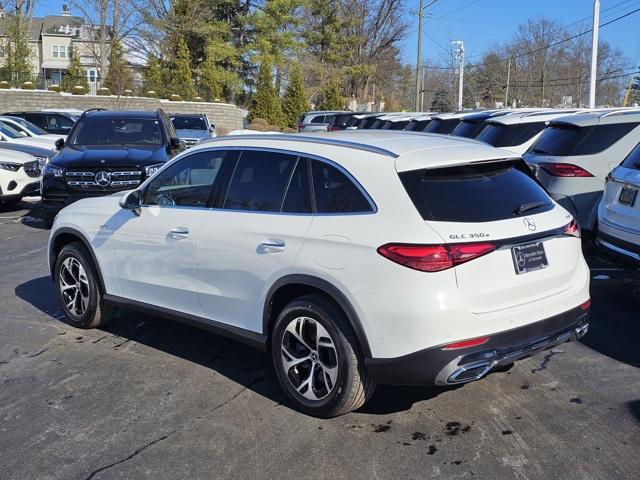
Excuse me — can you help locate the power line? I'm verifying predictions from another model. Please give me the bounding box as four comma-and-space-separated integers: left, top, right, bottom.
505, 69, 639, 88
432, 0, 482, 20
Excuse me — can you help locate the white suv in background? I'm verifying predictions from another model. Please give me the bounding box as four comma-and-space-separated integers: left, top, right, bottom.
0, 148, 44, 206
48, 131, 590, 417
477, 109, 584, 155
523, 109, 640, 232
597, 142, 640, 263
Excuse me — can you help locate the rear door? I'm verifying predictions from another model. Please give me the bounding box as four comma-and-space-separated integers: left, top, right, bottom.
399, 159, 580, 314
195, 149, 313, 332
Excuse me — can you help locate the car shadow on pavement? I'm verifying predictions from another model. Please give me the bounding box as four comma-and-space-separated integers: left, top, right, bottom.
0, 200, 48, 230
628, 400, 640, 425
15, 276, 449, 415
580, 271, 640, 369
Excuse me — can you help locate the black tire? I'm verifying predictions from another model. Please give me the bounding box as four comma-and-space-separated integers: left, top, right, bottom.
0, 197, 20, 209
271, 294, 375, 418
54, 242, 116, 329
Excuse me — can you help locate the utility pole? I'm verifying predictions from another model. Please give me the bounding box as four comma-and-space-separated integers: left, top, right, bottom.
414, 0, 424, 111
505, 57, 512, 107
589, 0, 600, 108
452, 41, 464, 110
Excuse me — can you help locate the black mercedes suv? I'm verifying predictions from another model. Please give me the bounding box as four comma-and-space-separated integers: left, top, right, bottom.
41, 109, 184, 226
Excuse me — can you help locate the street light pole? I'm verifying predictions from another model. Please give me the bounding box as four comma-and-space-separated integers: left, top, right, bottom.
414, 0, 424, 111
589, 0, 600, 108
452, 41, 465, 110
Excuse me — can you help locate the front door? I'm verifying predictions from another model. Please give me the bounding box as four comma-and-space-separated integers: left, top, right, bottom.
107, 150, 232, 316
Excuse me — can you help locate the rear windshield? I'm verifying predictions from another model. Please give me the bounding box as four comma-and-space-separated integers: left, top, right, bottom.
405, 119, 430, 131
172, 116, 207, 130
424, 118, 460, 134
451, 119, 480, 138
477, 122, 546, 147
399, 160, 553, 223
528, 122, 639, 156
330, 114, 356, 127
621, 143, 640, 170
388, 120, 410, 130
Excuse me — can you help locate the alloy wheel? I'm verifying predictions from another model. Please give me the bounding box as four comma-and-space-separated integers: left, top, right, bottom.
280, 316, 339, 401
59, 257, 90, 317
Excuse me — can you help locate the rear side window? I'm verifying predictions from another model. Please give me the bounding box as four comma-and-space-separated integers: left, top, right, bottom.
424, 118, 460, 134
621, 143, 640, 170
282, 157, 312, 213
451, 120, 479, 138
477, 122, 546, 147
389, 120, 410, 130
24, 113, 47, 130
399, 160, 553, 223
224, 150, 296, 211
311, 160, 373, 213
310, 115, 326, 124
529, 123, 638, 156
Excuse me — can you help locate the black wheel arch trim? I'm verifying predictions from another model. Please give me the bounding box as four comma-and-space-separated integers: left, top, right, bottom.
262, 274, 372, 358
49, 227, 107, 292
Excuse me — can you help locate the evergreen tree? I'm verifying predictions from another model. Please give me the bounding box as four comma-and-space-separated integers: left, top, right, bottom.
169, 36, 196, 100
248, 59, 283, 126
2, 7, 32, 85
281, 63, 308, 128
431, 88, 453, 112
143, 54, 164, 96
105, 38, 133, 96
319, 77, 343, 110
62, 48, 88, 92
198, 22, 242, 101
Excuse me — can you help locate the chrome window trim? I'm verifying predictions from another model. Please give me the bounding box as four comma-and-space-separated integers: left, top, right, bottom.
139, 145, 378, 215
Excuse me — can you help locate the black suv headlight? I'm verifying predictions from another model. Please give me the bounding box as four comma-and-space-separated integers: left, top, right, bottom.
0, 162, 21, 172
43, 164, 63, 177
145, 163, 164, 177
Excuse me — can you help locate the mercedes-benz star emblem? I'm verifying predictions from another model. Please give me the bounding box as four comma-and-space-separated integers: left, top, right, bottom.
516, 250, 527, 268
523, 217, 536, 231
95, 171, 111, 187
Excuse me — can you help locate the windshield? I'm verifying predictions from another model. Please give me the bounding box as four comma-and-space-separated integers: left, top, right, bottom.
0, 122, 24, 139
69, 118, 163, 146
171, 116, 207, 130
7, 117, 49, 136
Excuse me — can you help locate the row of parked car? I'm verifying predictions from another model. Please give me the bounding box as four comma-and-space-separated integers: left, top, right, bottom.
0, 109, 216, 210
299, 108, 640, 265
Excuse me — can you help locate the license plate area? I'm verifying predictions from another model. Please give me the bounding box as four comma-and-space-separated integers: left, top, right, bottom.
619, 186, 637, 207
511, 242, 549, 274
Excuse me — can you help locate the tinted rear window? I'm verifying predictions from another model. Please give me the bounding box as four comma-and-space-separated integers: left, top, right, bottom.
310, 115, 326, 124
405, 119, 430, 131
621, 143, 640, 170
529, 122, 638, 156
477, 122, 546, 147
451, 119, 479, 138
311, 161, 372, 213
330, 114, 355, 127
424, 118, 460, 134
399, 160, 553, 222
388, 120, 410, 130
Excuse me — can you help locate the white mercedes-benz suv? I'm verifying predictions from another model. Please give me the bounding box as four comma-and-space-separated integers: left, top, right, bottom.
48, 131, 590, 417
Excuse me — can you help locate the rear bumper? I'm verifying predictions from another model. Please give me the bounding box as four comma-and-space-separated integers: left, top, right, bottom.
365, 304, 589, 386
596, 230, 640, 264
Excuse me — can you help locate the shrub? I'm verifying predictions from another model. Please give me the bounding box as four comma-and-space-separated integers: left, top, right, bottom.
72, 85, 86, 95
21, 81, 34, 90
97, 87, 111, 96
48, 84, 61, 92
251, 117, 268, 127
123, 89, 133, 96
248, 122, 266, 132
0, 81, 11, 89
169, 94, 182, 102
145, 90, 158, 98
193, 96, 204, 102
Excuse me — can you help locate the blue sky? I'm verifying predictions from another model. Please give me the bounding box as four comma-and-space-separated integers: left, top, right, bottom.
36, 0, 640, 67
402, 0, 640, 66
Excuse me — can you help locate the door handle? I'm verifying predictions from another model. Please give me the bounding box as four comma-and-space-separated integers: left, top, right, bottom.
168, 226, 190, 237
258, 239, 286, 254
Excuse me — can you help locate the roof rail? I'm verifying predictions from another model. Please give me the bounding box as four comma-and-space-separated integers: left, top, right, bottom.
199, 134, 399, 158
600, 107, 640, 117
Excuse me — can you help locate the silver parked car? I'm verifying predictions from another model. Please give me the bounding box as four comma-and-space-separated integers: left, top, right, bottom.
298, 111, 347, 132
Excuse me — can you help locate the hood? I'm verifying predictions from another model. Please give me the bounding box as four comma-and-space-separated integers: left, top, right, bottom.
175, 129, 210, 139
0, 148, 33, 164
51, 145, 169, 168
12, 137, 56, 149
0, 143, 54, 158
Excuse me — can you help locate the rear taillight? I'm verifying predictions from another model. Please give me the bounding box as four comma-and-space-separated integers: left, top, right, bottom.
377, 242, 497, 272
328, 126, 340, 131
539, 162, 594, 177
442, 336, 490, 350
563, 219, 581, 238
580, 299, 591, 310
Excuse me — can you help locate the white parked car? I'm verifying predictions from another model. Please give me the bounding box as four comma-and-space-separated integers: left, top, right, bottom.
0, 115, 64, 142
523, 109, 640, 232
476, 109, 585, 155
0, 121, 57, 149
0, 148, 44, 206
597, 143, 640, 263
48, 131, 590, 417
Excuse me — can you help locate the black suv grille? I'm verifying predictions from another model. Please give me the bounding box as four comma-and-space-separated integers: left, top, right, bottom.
65, 167, 142, 190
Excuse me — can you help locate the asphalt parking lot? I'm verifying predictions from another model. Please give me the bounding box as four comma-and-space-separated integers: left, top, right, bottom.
1, 199, 639, 480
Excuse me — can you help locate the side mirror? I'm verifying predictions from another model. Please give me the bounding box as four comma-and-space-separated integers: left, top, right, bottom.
55, 138, 65, 150
209, 125, 215, 133
169, 137, 182, 149
119, 189, 142, 210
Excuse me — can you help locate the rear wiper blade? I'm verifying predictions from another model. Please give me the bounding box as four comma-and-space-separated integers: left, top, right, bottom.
513, 201, 551, 215
531, 148, 548, 154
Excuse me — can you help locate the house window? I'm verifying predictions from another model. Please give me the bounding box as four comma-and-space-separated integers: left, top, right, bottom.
60, 46, 66, 59
52, 46, 59, 58
67, 46, 73, 58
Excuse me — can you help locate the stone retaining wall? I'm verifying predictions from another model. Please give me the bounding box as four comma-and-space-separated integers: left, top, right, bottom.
0, 89, 244, 130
